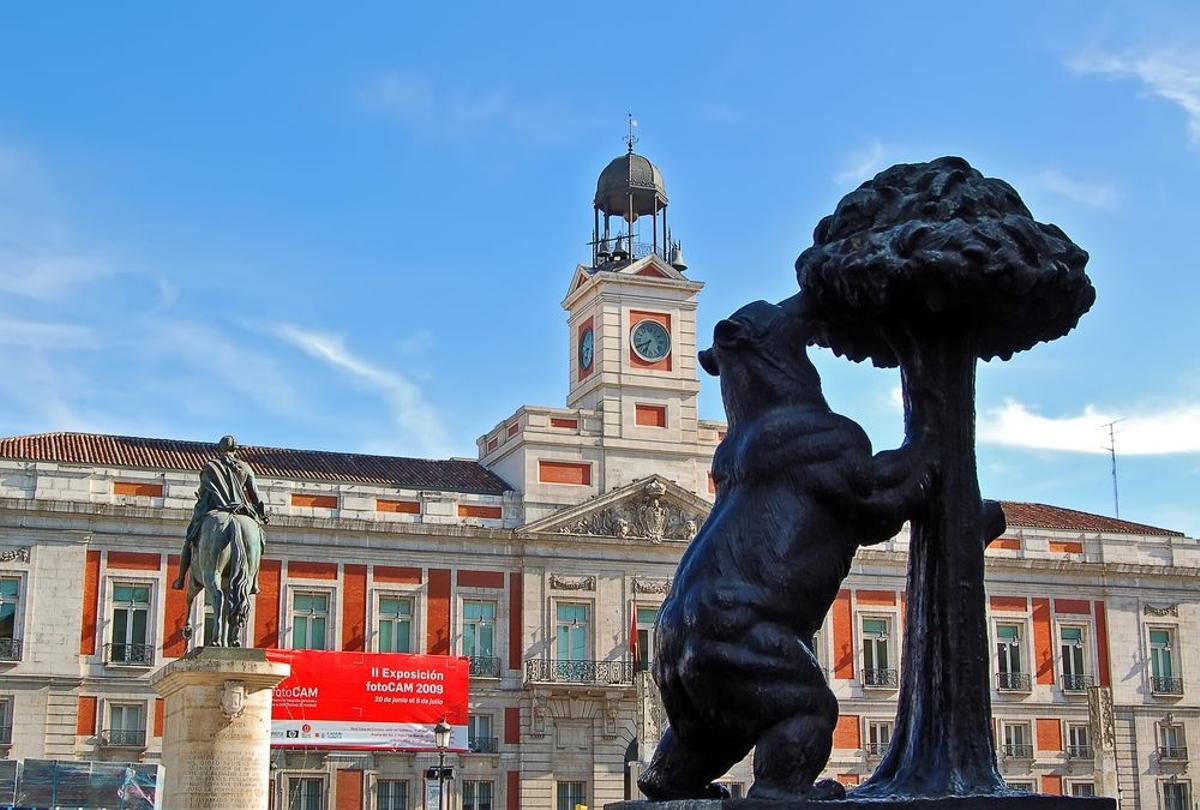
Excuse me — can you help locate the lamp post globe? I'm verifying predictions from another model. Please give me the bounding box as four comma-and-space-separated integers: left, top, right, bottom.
434, 717, 452, 810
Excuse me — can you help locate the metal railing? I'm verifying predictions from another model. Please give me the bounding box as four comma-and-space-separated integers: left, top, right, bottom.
1065, 744, 1093, 759
102, 728, 146, 747
469, 656, 500, 678
468, 736, 498, 754
1061, 673, 1094, 692
1158, 745, 1189, 761
1153, 676, 1184, 695
1001, 743, 1034, 759
863, 742, 890, 757
525, 659, 634, 685
862, 668, 898, 688
0, 638, 22, 661
105, 643, 155, 666
997, 672, 1032, 691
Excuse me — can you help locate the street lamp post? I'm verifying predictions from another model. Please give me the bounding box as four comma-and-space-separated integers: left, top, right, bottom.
434, 716, 452, 810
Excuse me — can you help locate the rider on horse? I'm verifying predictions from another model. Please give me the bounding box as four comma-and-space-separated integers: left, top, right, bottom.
172, 434, 268, 593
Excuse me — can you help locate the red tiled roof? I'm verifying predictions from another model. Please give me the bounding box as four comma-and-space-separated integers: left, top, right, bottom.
0, 432, 512, 496
1000, 500, 1182, 537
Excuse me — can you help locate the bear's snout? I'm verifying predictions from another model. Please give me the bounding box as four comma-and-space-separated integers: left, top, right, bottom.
699, 348, 719, 376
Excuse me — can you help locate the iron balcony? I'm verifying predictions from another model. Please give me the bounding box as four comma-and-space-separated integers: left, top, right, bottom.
862, 669, 898, 688
997, 672, 1032, 692
863, 742, 890, 757
105, 643, 155, 666
1152, 676, 1184, 695
1061, 673, 1094, 692
102, 728, 146, 748
0, 638, 22, 662
469, 656, 501, 679
468, 736, 498, 754
1065, 744, 1093, 759
1001, 743, 1034, 759
525, 659, 634, 685
1158, 745, 1189, 761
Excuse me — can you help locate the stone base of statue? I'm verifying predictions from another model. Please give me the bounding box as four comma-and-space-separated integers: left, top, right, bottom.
610, 796, 1114, 810
151, 647, 290, 810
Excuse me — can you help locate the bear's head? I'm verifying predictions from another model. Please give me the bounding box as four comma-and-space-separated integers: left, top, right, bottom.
699, 294, 829, 428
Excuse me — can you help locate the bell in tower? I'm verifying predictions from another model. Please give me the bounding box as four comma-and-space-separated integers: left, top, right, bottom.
591, 117, 686, 271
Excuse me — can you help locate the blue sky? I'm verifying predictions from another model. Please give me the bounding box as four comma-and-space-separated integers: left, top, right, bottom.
1, 3, 1198, 535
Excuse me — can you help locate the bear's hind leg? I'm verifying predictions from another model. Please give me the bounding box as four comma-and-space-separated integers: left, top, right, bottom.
747, 691, 842, 801
638, 725, 749, 801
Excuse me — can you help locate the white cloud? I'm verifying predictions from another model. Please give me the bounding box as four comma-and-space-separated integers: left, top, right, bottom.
833, 138, 889, 187
1027, 168, 1118, 211
273, 324, 452, 456
979, 399, 1200, 455
0, 317, 96, 349
1070, 50, 1200, 144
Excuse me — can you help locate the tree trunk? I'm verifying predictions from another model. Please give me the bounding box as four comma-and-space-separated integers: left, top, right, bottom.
856, 341, 1006, 797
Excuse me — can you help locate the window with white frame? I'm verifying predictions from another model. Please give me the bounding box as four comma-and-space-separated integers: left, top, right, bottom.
468, 714, 496, 753
995, 623, 1028, 690
377, 779, 408, 810
1159, 721, 1187, 759
109, 583, 153, 665
635, 606, 658, 672
1060, 626, 1091, 690
463, 600, 496, 674
556, 781, 586, 810
291, 592, 329, 650
0, 577, 20, 661
1163, 781, 1190, 810
378, 595, 413, 653
463, 780, 493, 810
811, 626, 828, 674
555, 603, 589, 681
861, 617, 895, 687
1001, 721, 1032, 758
0, 695, 12, 745
1150, 629, 1181, 693
287, 776, 325, 810
1069, 782, 1095, 797
105, 702, 145, 747
866, 720, 893, 756
1066, 723, 1091, 759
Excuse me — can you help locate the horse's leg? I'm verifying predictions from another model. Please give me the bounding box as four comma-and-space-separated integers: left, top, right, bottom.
183, 577, 201, 643
202, 567, 224, 647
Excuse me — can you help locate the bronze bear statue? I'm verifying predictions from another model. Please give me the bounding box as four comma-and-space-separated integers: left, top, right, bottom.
638, 295, 940, 801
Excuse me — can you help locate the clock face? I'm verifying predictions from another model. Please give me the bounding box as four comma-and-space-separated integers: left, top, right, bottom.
631, 319, 671, 362
578, 328, 594, 370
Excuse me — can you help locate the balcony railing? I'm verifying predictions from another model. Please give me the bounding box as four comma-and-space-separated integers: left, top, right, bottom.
525, 659, 634, 685
1158, 745, 1189, 761
1153, 676, 1184, 695
469, 656, 500, 678
862, 668, 898, 688
864, 742, 890, 757
1001, 743, 1034, 759
0, 725, 10, 745
0, 638, 22, 661
1061, 673, 1094, 692
997, 672, 1032, 692
1065, 744, 1093, 759
102, 728, 146, 748
105, 643, 155, 666
468, 736, 498, 754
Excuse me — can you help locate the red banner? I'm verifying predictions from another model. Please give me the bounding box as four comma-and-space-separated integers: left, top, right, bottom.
266, 650, 470, 750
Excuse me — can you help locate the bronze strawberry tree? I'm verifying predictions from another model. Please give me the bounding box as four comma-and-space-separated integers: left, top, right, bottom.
795, 157, 1095, 798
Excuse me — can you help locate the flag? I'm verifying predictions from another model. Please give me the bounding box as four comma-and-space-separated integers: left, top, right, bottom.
629, 606, 639, 665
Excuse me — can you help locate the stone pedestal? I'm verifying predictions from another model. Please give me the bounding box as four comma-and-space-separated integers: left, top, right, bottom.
151, 647, 291, 810
609, 798, 1115, 810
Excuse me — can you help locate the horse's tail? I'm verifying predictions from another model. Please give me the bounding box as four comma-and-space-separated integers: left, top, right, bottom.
226, 517, 252, 626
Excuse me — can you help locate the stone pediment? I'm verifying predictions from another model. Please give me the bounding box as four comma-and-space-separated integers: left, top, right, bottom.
523, 475, 711, 543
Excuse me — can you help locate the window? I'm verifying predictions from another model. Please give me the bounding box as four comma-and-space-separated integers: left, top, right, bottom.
1164, 782, 1190, 810
636, 607, 658, 672
1005, 781, 1034, 792
463, 780, 493, 810
556, 603, 589, 662
1070, 783, 1095, 797
0, 577, 20, 661
464, 600, 496, 676
109, 584, 153, 665
1001, 722, 1032, 758
105, 703, 145, 747
292, 592, 329, 650
377, 779, 408, 810
1060, 626, 1091, 690
1159, 722, 1187, 759
1066, 723, 1092, 759
287, 777, 324, 810
556, 781, 586, 810
861, 617, 895, 687
866, 720, 893, 756
468, 714, 496, 753
0, 696, 12, 745
1151, 629, 1182, 694
378, 596, 413, 653
996, 624, 1029, 690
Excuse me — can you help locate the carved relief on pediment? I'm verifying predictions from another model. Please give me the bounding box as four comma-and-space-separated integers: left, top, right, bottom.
556, 480, 703, 543
0, 547, 30, 564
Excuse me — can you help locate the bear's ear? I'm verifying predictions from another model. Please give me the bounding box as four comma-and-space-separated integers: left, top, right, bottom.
713, 318, 743, 346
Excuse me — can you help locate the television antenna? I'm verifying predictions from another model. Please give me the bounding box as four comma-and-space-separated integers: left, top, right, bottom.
1101, 419, 1125, 518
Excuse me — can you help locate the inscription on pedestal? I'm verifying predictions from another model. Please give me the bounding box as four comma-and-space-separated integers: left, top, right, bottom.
184, 756, 265, 807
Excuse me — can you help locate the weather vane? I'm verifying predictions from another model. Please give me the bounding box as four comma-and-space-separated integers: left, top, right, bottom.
624, 112, 638, 153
